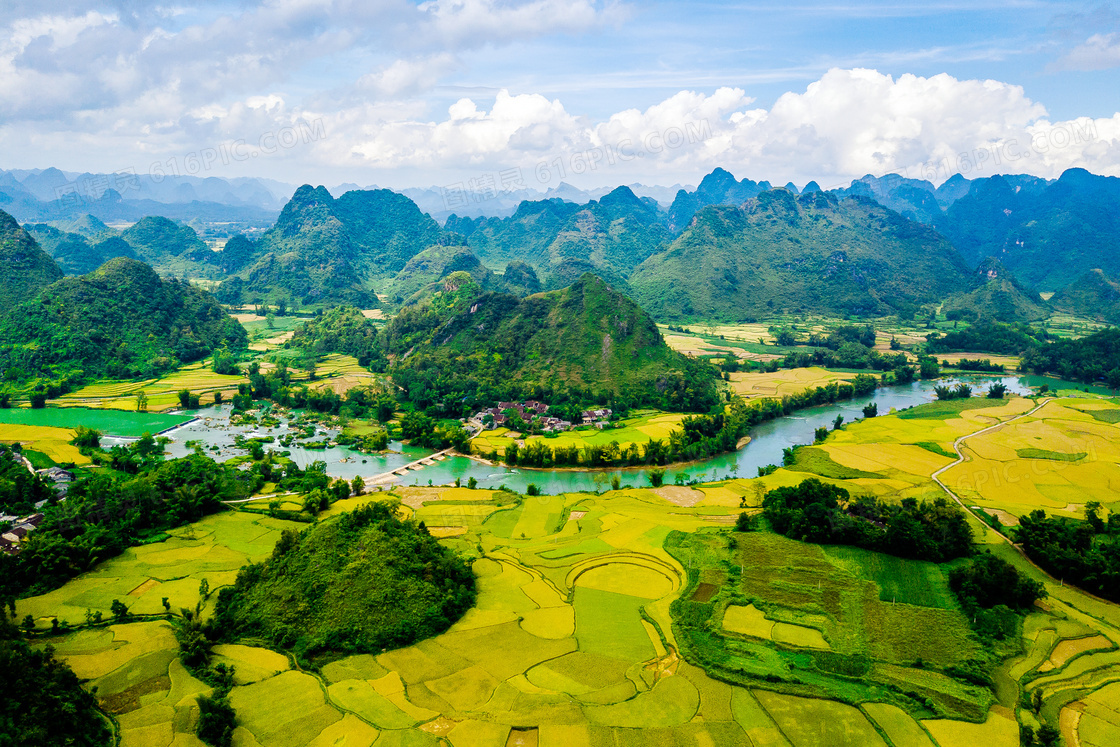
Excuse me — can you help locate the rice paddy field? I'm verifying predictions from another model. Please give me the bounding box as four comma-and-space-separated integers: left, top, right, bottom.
728, 367, 866, 400
19, 389, 1120, 746
52, 354, 379, 412
940, 398, 1120, 519
56, 361, 246, 412
469, 410, 686, 456
0, 422, 88, 465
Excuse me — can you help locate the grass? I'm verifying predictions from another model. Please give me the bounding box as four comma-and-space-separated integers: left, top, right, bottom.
1016, 447, 1088, 461
897, 398, 1006, 420
753, 690, 888, 746
823, 546, 958, 608
785, 446, 885, 479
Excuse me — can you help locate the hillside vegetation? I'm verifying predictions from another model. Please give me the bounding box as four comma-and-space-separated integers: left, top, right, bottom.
0, 209, 63, 310
0, 257, 247, 383
937, 168, 1120, 289
630, 190, 971, 320
213, 502, 476, 658
941, 257, 1048, 322
382, 272, 720, 412
1050, 268, 1120, 323
457, 186, 670, 290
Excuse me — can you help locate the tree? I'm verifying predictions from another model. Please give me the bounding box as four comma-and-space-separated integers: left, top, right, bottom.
735, 512, 757, 532
351, 475, 364, 496
196, 693, 236, 747
919, 357, 940, 379
649, 469, 665, 487
110, 599, 129, 621
70, 426, 102, 450
178, 389, 192, 409
832, 414, 844, 430
1086, 501, 1105, 533
1036, 724, 1060, 746
21, 614, 34, 632
862, 402, 878, 418
988, 382, 1008, 399
135, 389, 149, 412
162, 597, 171, 613
814, 426, 828, 443
467, 476, 478, 489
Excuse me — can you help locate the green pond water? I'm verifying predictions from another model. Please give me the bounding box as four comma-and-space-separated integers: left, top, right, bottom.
0, 407, 194, 437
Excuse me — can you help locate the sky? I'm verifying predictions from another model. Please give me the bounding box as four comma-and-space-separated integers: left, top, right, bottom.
2, 0, 1120, 193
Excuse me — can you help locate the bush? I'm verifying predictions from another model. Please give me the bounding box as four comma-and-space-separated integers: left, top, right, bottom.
734, 512, 757, 532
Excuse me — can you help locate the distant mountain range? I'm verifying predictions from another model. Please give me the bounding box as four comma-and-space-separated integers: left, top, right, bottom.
6, 165, 1120, 325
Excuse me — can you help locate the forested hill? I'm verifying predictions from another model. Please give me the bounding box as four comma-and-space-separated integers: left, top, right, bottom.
382, 272, 720, 412
941, 257, 1048, 322
449, 186, 670, 292
628, 189, 972, 320
219, 185, 443, 306
1050, 269, 1120, 324
0, 257, 247, 383
0, 209, 63, 310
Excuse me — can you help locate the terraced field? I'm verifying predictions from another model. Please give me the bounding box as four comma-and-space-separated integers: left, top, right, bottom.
18, 392, 1120, 746
52, 354, 379, 412
56, 362, 246, 412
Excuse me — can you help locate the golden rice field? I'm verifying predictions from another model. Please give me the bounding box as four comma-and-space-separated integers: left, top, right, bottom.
728, 367, 865, 400
940, 398, 1120, 519
56, 361, 245, 412
20, 391, 1120, 746
0, 422, 88, 465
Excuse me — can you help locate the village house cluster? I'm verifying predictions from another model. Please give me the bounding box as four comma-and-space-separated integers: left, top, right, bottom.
470, 401, 615, 432
471, 400, 573, 432
0, 512, 44, 555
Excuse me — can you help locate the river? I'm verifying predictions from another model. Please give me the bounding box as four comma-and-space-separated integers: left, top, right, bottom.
91, 374, 1055, 494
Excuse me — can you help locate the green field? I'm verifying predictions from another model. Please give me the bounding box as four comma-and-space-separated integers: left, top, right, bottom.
0, 406, 193, 436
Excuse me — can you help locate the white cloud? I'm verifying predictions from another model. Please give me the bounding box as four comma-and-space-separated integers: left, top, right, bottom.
357, 53, 460, 98
1058, 32, 1120, 71
300, 69, 1120, 187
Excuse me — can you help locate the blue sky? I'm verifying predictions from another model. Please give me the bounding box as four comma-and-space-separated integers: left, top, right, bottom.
1, 1, 1118, 190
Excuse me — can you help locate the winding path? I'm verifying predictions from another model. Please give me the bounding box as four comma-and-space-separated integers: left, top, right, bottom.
929, 397, 1119, 606
930, 396, 1053, 546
